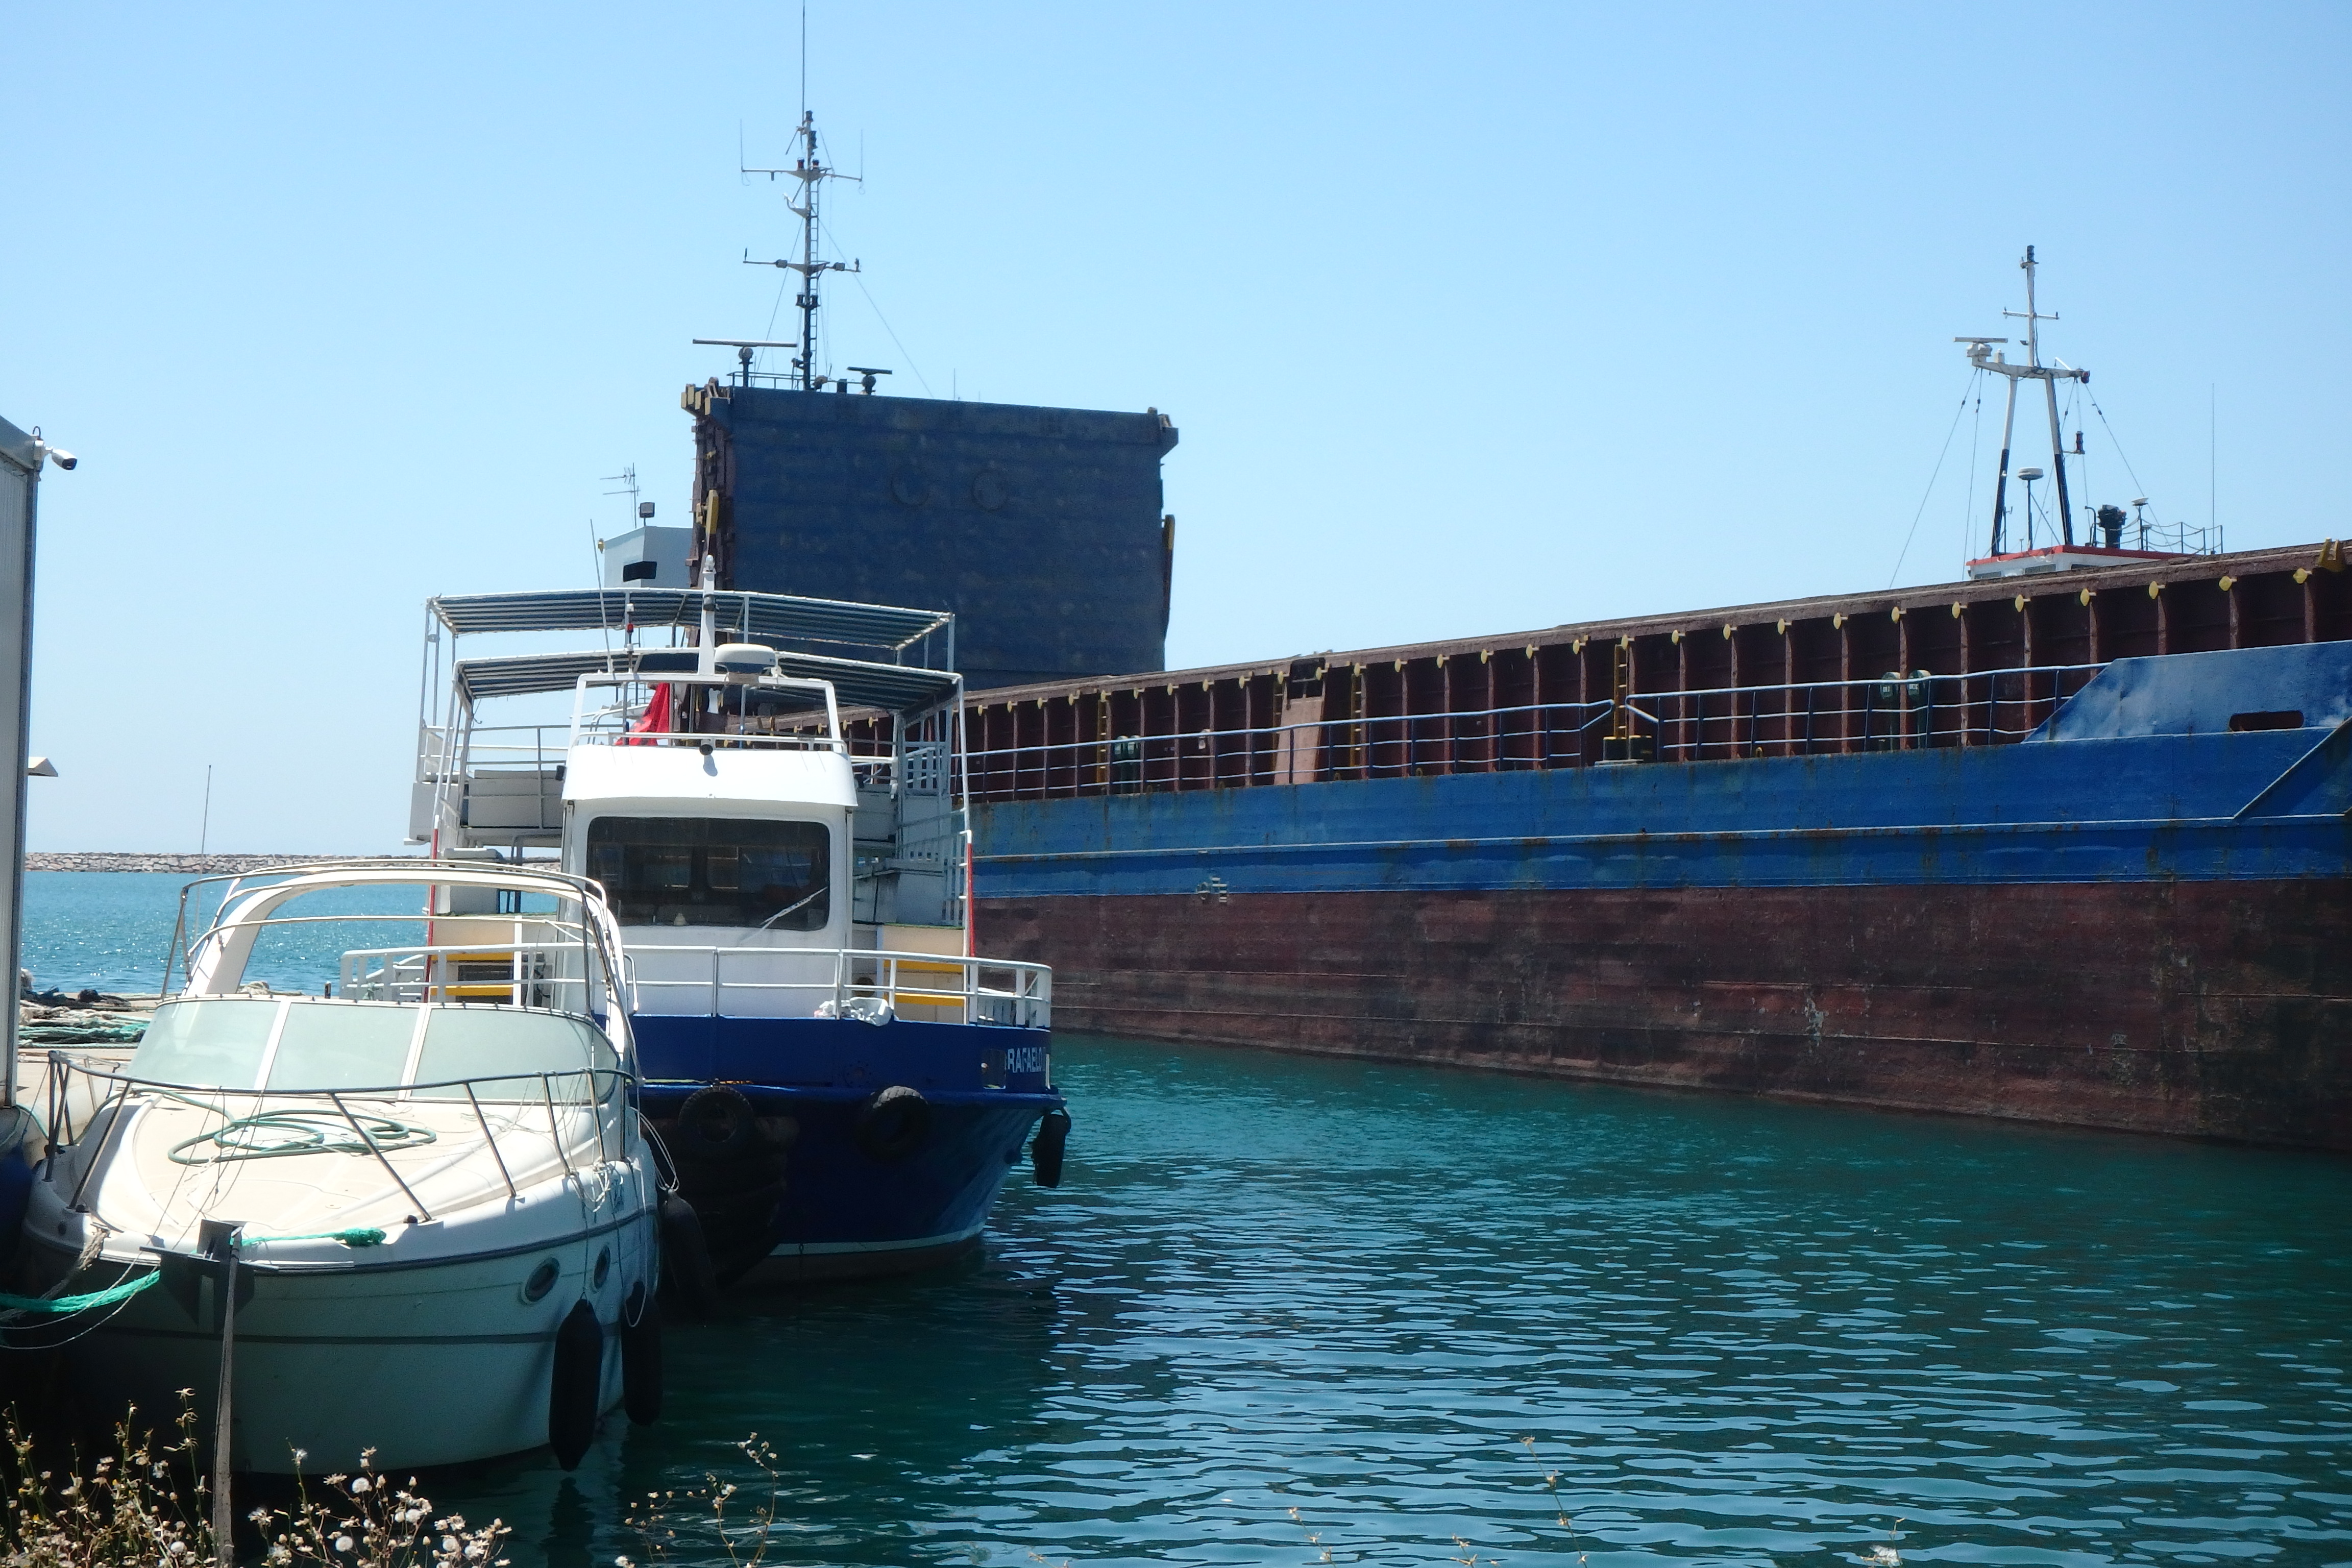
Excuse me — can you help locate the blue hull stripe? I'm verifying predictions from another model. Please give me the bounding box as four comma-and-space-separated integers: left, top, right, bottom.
975, 731, 2352, 896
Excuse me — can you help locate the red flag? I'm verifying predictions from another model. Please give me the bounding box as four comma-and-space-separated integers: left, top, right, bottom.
622, 682, 672, 745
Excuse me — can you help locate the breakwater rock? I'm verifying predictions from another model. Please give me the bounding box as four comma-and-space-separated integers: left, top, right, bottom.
23, 852, 378, 874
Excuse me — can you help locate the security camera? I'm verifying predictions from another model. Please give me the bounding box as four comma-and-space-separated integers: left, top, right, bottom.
45, 449, 75, 471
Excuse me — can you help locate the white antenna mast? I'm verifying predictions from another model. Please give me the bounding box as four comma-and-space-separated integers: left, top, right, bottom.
1957, 245, 2089, 556
743, 13, 860, 390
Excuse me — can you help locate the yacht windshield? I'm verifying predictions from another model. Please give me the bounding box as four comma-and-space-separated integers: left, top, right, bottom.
127, 997, 619, 1100
584, 817, 830, 929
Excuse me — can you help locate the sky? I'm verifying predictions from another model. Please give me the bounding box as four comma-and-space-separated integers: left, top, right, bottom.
4, 2, 2347, 851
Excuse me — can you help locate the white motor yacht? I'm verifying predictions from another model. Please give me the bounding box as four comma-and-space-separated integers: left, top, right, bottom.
15, 862, 662, 1474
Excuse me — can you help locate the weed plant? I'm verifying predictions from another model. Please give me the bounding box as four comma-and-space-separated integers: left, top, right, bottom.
0, 1397, 508, 1568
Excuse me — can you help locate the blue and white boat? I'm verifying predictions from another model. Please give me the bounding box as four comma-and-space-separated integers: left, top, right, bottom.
410, 587, 1067, 1285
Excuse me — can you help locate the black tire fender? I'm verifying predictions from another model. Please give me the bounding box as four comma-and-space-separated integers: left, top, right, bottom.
660, 1194, 722, 1316
621, 1284, 662, 1427
548, 1299, 603, 1469
673, 1085, 758, 1163
854, 1085, 932, 1162
1031, 1107, 1072, 1188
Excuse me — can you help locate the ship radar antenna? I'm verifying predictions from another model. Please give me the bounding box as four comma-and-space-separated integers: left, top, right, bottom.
744, 108, 862, 390
1962, 245, 2090, 557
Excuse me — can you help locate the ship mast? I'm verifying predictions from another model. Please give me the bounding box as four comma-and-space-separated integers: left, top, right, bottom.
1958, 246, 2089, 556
744, 110, 860, 390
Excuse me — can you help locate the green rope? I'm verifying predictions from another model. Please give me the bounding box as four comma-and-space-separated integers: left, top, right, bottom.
0, 1271, 159, 1315
168, 1109, 437, 1166
0, 1230, 387, 1321
236, 1228, 387, 1248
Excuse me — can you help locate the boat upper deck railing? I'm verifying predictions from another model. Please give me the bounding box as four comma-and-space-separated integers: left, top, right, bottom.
621, 945, 1050, 1030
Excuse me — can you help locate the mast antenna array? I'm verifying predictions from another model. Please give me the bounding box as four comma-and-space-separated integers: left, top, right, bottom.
744, 111, 861, 390
1957, 244, 2090, 556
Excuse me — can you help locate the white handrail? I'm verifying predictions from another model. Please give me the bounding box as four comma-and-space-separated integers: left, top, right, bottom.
621, 944, 1050, 1028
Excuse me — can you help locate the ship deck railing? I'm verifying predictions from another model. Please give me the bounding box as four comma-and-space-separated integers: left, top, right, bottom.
426, 718, 847, 777
964, 660, 2110, 802
622, 946, 1050, 1030
335, 940, 593, 1009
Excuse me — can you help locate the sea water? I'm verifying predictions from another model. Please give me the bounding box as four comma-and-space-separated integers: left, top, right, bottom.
24, 875, 2352, 1564
21, 870, 422, 995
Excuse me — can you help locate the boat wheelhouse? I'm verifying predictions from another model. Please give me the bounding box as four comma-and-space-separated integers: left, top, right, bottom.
410, 587, 1065, 1283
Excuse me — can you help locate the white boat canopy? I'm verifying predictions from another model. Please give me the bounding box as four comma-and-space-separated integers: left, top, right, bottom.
428, 589, 952, 659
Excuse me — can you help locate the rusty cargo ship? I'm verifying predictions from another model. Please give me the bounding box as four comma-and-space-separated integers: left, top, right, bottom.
952, 541, 2350, 1152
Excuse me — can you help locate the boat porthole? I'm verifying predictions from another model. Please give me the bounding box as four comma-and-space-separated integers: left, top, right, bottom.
524, 1258, 560, 1303
593, 1247, 612, 1291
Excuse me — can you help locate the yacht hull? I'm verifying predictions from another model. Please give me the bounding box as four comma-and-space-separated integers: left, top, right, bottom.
16, 1207, 659, 1474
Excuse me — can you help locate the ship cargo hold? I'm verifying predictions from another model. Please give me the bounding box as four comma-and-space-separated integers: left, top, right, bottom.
932, 541, 2352, 1152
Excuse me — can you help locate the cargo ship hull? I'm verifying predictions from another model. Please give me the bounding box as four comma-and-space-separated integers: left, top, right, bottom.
946, 560, 2352, 1151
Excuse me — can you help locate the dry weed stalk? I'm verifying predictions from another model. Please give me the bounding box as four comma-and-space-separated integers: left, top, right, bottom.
1, 1396, 507, 1568
622, 1435, 791, 1568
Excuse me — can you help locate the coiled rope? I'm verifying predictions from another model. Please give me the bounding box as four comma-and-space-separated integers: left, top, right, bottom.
167, 1108, 437, 1166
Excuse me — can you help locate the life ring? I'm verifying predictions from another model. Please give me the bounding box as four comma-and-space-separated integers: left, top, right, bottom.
1031, 1108, 1072, 1189
673, 1085, 758, 1163
621, 1284, 662, 1427
547, 1299, 603, 1469
854, 1086, 932, 1162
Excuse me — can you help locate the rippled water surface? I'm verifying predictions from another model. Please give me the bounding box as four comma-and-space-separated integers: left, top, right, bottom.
434, 1036, 2349, 1568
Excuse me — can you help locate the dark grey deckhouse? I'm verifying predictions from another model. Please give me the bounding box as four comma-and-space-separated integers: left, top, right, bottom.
684, 378, 1179, 691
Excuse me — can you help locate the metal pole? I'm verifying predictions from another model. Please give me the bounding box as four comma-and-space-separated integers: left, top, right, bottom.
0, 419, 48, 1110
204, 1218, 244, 1567
2043, 376, 2075, 547
1989, 377, 2021, 556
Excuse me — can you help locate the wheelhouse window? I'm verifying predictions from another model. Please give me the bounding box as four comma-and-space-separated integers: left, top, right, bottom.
585, 817, 831, 929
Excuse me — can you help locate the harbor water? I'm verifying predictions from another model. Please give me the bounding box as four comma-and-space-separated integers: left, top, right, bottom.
22, 874, 2352, 1565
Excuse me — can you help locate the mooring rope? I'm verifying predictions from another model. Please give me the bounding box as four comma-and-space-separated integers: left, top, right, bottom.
0, 1227, 386, 1325
0, 1271, 159, 1316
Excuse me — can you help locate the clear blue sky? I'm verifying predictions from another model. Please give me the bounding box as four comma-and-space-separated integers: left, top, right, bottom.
5, 2, 2346, 851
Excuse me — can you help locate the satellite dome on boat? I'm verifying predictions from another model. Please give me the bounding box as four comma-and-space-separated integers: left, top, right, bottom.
713, 643, 777, 678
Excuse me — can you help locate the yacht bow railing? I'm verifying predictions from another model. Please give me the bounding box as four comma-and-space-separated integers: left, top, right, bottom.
42, 1052, 635, 1222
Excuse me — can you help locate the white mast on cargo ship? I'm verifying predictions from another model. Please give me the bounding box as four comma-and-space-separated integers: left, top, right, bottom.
1957, 244, 2090, 557
743, 107, 860, 391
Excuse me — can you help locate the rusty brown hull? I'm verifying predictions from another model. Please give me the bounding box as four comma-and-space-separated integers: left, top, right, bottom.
983, 880, 2352, 1152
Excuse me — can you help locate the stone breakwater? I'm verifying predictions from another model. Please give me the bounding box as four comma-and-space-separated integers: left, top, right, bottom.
23, 852, 377, 874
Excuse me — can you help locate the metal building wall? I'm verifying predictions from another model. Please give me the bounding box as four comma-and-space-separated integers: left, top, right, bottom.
686, 382, 1178, 690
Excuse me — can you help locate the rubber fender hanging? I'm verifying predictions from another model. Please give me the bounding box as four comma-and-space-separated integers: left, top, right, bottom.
1031, 1108, 1072, 1189
673, 1085, 758, 1163
660, 1194, 722, 1317
621, 1285, 662, 1427
854, 1085, 932, 1162
547, 1300, 603, 1470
